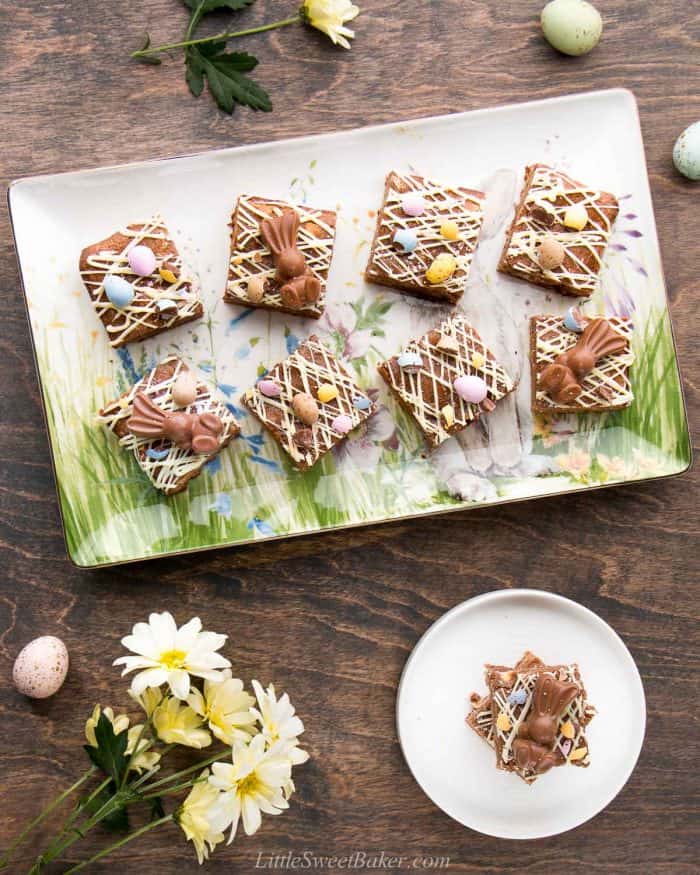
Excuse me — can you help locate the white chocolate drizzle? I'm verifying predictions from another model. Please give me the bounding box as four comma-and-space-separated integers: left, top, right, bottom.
226, 196, 337, 317
534, 315, 634, 411
99, 356, 239, 495
367, 171, 484, 299
491, 666, 595, 783
242, 335, 374, 469
79, 215, 202, 347
503, 165, 619, 295
379, 313, 515, 448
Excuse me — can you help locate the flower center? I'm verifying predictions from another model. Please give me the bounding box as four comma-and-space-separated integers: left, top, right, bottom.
237, 772, 262, 796
159, 648, 187, 670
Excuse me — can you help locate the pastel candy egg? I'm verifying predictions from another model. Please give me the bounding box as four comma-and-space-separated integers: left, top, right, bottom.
13, 636, 69, 699
127, 244, 157, 277
564, 306, 585, 332
454, 374, 488, 404
103, 275, 134, 309
293, 392, 319, 424
146, 447, 170, 461
538, 235, 566, 270
425, 253, 457, 284
247, 275, 266, 303
317, 384, 339, 403
440, 220, 461, 241
401, 193, 427, 217
159, 267, 178, 284
673, 121, 700, 181
564, 203, 588, 230
393, 228, 418, 253
172, 370, 198, 407
541, 0, 603, 57
397, 351, 423, 369
331, 414, 353, 434
352, 395, 371, 410
259, 379, 282, 398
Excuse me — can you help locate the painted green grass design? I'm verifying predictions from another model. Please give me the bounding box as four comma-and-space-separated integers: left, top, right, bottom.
34, 295, 689, 567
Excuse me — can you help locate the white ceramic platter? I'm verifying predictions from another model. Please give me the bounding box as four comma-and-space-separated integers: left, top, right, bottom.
396, 589, 646, 839
8, 88, 690, 566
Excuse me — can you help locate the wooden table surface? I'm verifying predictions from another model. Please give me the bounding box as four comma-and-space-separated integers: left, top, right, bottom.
1, 1, 698, 872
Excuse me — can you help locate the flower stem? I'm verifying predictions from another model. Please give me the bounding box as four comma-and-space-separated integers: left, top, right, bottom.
63, 815, 173, 874
131, 15, 301, 58
0, 766, 96, 870
138, 750, 225, 793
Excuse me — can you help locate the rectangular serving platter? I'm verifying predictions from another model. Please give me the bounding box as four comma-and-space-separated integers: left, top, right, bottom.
9, 88, 690, 567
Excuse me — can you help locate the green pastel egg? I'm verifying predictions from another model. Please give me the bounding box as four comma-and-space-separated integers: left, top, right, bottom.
673, 121, 700, 181
541, 0, 603, 56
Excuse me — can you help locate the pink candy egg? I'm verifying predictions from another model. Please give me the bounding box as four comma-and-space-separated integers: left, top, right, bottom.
127, 245, 157, 277
331, 414, 353, 434
454, 374, 488, 404
258, 380, 282, 398
401, 193, 426, 217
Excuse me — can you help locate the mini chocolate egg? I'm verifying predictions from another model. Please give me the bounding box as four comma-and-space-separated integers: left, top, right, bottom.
538, 236, 566, 270
13, 636, 69, 699
127, 245, 157, 277
258, 379, 282, 398
425, 253, 458, 284
247, 275, 266, 303
454, 374, 488, 404
401, 193, 427, 217
564, 306, 585, 332
673, 121, 700, 181
293, 392, 319, 424
317, 383, 339, 404
331, 414, 353, 434
397, 351, 423, 370
172, 370, 198, 407
440, 220, 461, 241
541, 0, 603, 57
103, 275, 134, 309
393, 228, 418, 253
564, 203, 588, 231
352, 395, 371, 410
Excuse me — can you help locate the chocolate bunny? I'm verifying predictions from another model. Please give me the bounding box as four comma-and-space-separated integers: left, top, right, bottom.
539, 318, 627, 404
509, 673, 579, 775
260, 211, 321, 310
127, 392, 223, 454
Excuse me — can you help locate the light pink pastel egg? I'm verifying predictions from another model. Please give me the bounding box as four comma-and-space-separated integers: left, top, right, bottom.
453, 374, 488, 404
332, 414, 353, 434
127, 245, 157, 277
258, 379, 282, 398
400, 193, 427, 217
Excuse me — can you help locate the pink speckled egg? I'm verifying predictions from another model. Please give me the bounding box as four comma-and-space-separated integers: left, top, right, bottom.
127, 245, 157, 277
454, 375, 488, 404
13, 636, 69, 699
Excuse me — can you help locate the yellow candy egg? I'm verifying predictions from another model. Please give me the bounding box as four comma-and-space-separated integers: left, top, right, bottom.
496, 712, 512, 732
560, 720, 575, 739
440, 220, 461, 241
159, 268, 178, 284
471, 352, 485, 369
425, 253, 458, 284
569, 746, 588, 761
564, 204, 588, 230
441, 404, 455, 428
317, 384, 339, 403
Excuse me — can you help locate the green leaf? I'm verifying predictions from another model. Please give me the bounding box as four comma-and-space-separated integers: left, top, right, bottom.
186, 46, 271, 114
80, 783, 130, 833
184, 0, 256, 31
83, 712, 129, 784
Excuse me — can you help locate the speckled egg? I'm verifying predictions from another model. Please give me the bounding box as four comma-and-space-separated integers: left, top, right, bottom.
541, 0, 603, 57
673, 121, 700, 181
13, 636, 69, 699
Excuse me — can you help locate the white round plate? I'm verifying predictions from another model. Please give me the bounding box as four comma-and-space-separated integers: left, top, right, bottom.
396, 589, 646, 839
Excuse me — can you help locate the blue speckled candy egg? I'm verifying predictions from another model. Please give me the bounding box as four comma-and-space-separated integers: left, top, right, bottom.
541, 0, 602, 57
393, 228, 418, 253
103, 275, 135, 309
673, 121, 700, 181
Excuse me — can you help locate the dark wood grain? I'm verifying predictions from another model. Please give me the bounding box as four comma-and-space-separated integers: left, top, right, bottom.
0, 1, 698, 872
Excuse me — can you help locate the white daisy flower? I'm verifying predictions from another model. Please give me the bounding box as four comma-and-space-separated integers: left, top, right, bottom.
113, 612, 231, 700
188, 670, 257, 747
251, 680, 310, 765
177, 770, 230, 864
300, 0, 360, 49
208, 735, 292, 842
